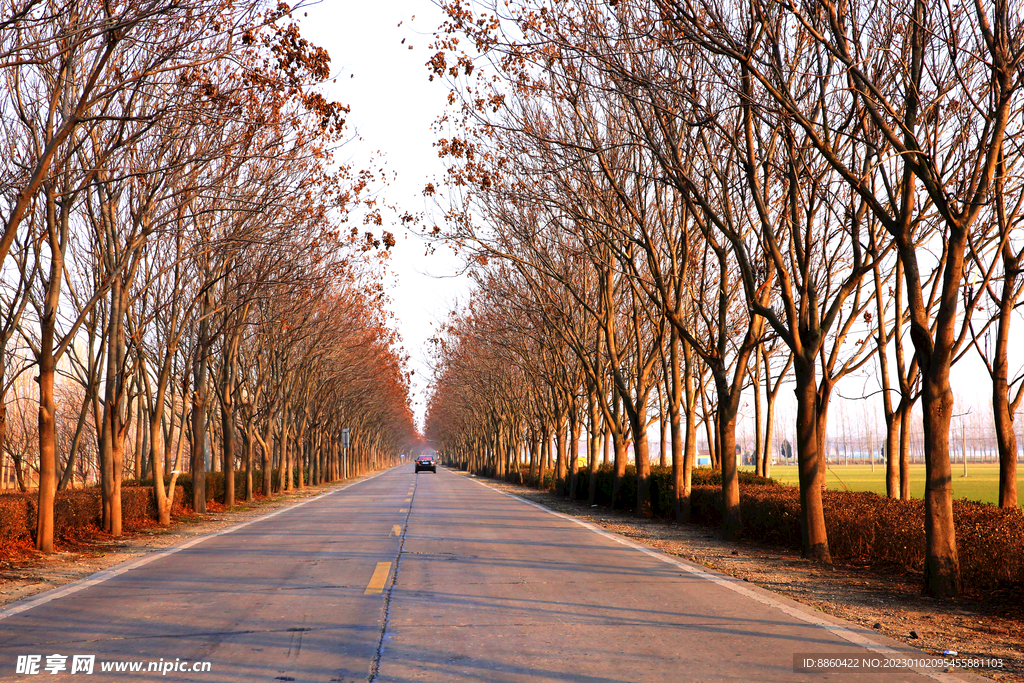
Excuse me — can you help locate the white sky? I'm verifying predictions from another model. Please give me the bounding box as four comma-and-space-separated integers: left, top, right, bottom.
299, 1, 471, 429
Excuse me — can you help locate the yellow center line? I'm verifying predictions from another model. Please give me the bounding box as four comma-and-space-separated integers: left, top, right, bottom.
399, 508, 407, 513
391, 525, 402, 536
404, 497, 412, 503
364, 562, 392, 595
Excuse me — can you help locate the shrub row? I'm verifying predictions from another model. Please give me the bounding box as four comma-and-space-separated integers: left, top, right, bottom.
130, 470, 266, 505
547, 465, 775, 514
503, 464, 1024, 595
682, 484, 1024, 593
0, 485, 186, 544
0, 493, 30, 544
2, 466, 329, 546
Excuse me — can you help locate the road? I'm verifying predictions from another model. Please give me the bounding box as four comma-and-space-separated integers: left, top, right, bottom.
0, 466, 983, 682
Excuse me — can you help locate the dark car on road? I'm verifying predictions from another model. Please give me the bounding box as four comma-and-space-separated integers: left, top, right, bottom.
415, 455, 436, 473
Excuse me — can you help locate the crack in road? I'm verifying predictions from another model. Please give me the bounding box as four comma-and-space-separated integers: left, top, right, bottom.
402, 551, 478, 560
367, 472, 416, 682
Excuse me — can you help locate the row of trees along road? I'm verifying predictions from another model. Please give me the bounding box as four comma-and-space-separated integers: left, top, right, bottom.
0, 0, 418, 553
423, 0, 1024, 598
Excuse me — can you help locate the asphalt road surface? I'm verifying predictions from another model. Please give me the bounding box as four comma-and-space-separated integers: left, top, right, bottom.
0, 466, 986, 682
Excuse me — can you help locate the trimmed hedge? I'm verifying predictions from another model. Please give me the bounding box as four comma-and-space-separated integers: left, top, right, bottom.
132, 470, 265, 505
0, 485, 186, 544
506, 464, 1024, 595
555, 465, 775, 514
0, 493, 30, 544
682, 484, 1024, 593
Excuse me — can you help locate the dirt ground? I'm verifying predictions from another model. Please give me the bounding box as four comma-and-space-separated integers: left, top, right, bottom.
0, 478, 359, 610
474, 476, 1024, 683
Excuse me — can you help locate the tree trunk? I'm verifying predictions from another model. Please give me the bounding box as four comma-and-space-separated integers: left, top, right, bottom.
659, 414, 667, 468
602, 426, 610, 465
992, 279, 1018, 508
885, 407, 902, 499
633, 406, 652, 516
711, 367, 742, 540
752, 351, 763, 477
587, 392, 600, 506
147, 354, 181, 528
58, 391, 91, 490
920, 369, 961, 598
899, 402, 912, 500
611, 421, 626, 507
280, 419, 291, 492
555, 421, 566, 493
191, 306, 210, 513
761, 348, 779, 480
793, 356, 831, 563
761, 411, 775, 478
0, 403, 7, 491
260, 419, 273, 497
35, 193, 65, 552
36, 312, 58, 553
701, 387, 717, 468
528, 433, 537, 485
221, 397, 235, 506
568, 417, 579, 500
716, 397, 740, 539
678, 338, 696, 522
101, 280, 127, 536
295, 417, 306, 489
309, 431, 318, 486
541, 427, 550, 488
13, 451, 28, 492
133, 392, 144, 481
150, 410, 172, 526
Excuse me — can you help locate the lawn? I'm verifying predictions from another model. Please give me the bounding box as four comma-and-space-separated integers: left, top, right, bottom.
744, 462, 1023, 507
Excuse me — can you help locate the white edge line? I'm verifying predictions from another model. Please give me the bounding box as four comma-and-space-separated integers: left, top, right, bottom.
0, 470, 389, 622
467, 476, 977, 683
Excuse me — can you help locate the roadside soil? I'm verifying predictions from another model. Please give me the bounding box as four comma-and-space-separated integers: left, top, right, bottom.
470, 473, 1024, 683
0, 477, 369, 610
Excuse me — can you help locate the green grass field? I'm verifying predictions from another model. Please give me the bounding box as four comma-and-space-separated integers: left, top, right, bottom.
742, 462, 1023, 507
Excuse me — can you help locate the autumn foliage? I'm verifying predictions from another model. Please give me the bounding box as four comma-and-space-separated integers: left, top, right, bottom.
0, 0, 418, 554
